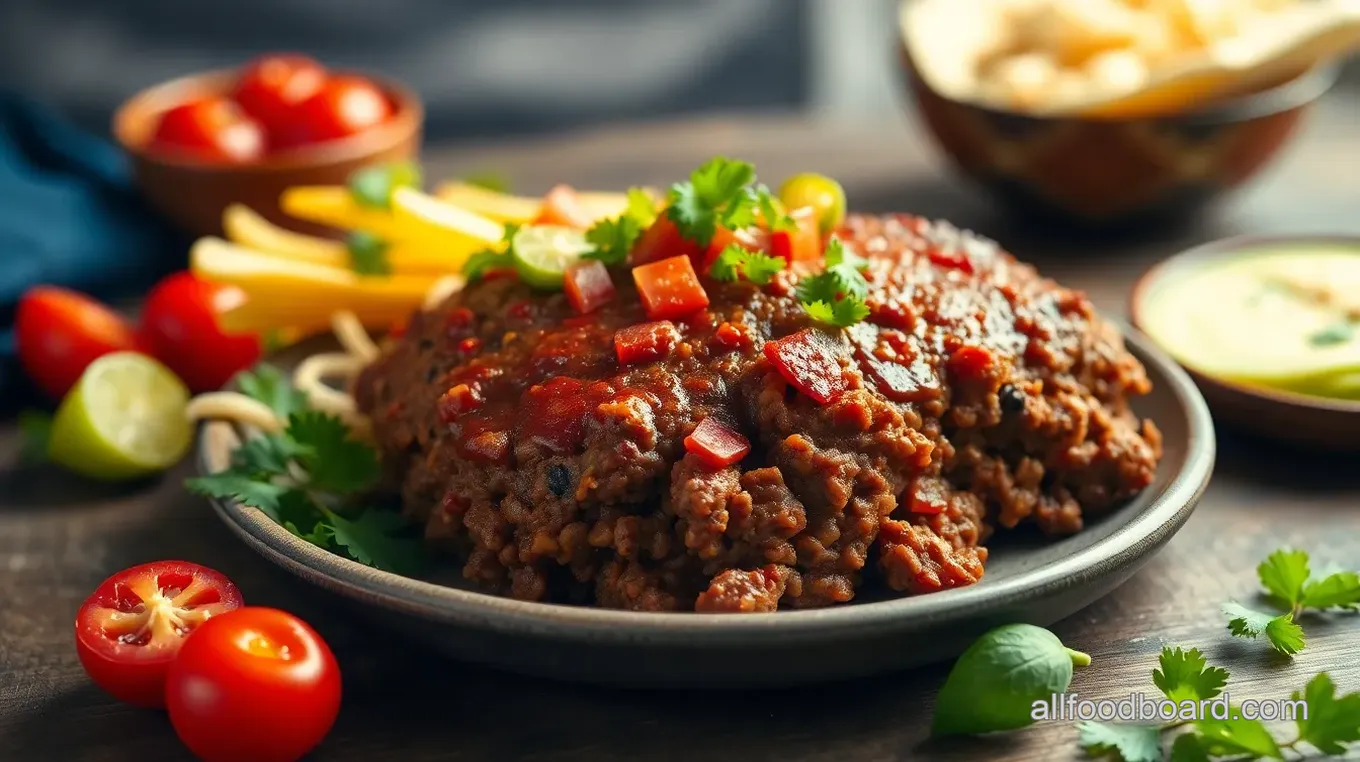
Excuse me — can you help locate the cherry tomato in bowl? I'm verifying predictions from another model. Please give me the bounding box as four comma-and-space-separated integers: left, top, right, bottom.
74, 561, 244, 708
167, 607, 341, 762
16, 286, 141, 400
284, 75, 393, 146
232, 54, 327, 142
150, 97, 265, 163
139, 272, 262, 393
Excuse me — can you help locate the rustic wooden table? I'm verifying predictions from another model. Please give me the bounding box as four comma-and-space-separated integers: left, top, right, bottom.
3, 95, 1359, 762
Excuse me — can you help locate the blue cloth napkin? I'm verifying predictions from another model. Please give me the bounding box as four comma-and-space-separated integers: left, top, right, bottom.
0, 93, 184, 409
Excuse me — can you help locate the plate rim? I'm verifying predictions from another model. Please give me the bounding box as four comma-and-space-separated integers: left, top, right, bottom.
199, 327, 1215, 645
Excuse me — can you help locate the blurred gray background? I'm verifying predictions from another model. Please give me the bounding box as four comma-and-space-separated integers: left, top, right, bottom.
1, 0, 1355, 143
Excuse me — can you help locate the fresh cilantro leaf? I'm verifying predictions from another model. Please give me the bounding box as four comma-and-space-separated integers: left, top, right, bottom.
286, 411, 381, 494
464, 222, 519, 281
626, 187, 658, 228
1168, 733, 1210, 762
273, 490, 327, 538
1223, 602, 1306, 655
1258, 548, 1311, 609
584, 215, 640, 266
349, 162, 421, 209
756, 185, 795, 232
285, 519, 334, 548
709, 244, 786, 285
1293, 672, 1360, 755
1076, 721, 1163, 762
231, 433, 305, 477
824, 236, 868, 270
1301, 570, 1360, 610
323, 507, 424, 575
666, 156, 757, 246
346, 230, 392, 276
1193, 716, 1282, 759
804, 297, 871, 327
18, 410, 52, 464
233, 364, 309, 419
1153, 647, 1229, 703
462, 171, 510, 194
186, 473, 288, 520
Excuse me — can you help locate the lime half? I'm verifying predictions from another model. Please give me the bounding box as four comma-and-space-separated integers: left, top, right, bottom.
512, 224, 593, 290
49, 352, 193, 481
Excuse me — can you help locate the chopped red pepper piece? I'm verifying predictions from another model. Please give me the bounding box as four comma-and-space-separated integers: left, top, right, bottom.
769, 208, 822, 264
533, 184, 593, 229
762, 328, 848, 404
948, 345, 994, 380
632, 255, 709, 321
564, 259, 616, 315
928, 247, 974, 274
614, 320, 681, 365
684, 417, 751, 470
437, 383, 482, 423
632, 215, 703, 266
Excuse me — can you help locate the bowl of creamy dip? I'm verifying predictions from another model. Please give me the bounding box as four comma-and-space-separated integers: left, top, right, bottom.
897, 0, 1338, 225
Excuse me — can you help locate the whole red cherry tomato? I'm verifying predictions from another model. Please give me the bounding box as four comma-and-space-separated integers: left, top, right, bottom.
288, 75, 392, 144
166, 607, 341, 762
74, 561, 244, 709
16, 286, 141, 400
232, 54, 327, 144
150, 97, 265, 162
138, 271, 261, 393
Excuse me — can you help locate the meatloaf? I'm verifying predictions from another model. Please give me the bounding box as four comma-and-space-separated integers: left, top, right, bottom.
353, 213, 1162, 612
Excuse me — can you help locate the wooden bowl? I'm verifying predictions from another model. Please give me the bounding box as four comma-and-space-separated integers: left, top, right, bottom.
898, 45, 1337, 226
1130, 234, 1360, 451
113, 68, 423, 238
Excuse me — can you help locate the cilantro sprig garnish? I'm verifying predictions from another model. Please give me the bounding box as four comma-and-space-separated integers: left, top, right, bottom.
185, 365, 423, 575
584, 188, 657, 266
795, 237, 871, 327
463, 222, 521, 282
346, 230, 392, 276
349, 161, 421, 209
1076, 647, 1360, 761
709, 244, 786, 285
666, 157, 760, 247
756, 184, 795, 232
1222, 548, 1359, 655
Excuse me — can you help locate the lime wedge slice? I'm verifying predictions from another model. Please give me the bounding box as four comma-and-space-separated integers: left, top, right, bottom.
511, 225, 593, 290
49, 352, 193, 481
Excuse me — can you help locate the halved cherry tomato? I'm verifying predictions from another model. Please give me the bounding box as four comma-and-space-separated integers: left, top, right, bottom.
631, 215, 703, 266
139, 271, 262, 393
166, 607, 340, 762
533, 185, 593, 229
614, 320, 680, 365
150, 97, 265, 162
74, 561, 244, 708
16, 286, 140, 400
564, 259, 615, 314
287, 75, 392, 144
632, 255, 709, 321
763, 328, 848, 404
769, 208, 822, 264
684, 417, 751, 469
232, 54, 327, 145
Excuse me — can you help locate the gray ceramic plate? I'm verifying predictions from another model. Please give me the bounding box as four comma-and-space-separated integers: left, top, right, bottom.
198, 327, 1215, 688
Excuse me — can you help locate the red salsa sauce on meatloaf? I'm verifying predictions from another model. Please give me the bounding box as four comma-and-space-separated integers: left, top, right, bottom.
354, 213, 1162, 612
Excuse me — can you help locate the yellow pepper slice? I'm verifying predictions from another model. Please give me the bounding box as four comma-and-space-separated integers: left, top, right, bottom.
389, 187, 505, 255
191, 237, 435, 333
280, 186, 408, 240
434, 181, 542, 224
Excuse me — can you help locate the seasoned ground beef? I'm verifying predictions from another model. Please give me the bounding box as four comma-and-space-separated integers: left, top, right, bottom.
353, 214, 1162, 612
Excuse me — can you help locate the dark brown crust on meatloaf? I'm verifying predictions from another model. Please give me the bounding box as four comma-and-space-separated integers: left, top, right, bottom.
353, 213, 1162, 612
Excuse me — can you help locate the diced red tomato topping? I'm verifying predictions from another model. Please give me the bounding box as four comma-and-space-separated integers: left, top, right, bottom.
632, 255, 709, 321
928, 247, 975, 274
907, 476, 949, 515
763, 329, 848, 404
948, 344, 994, 381
769, 208, 823, 264
437, 383, 481, 423
534, 184, 594, 229
564, 259, 616, 314
614, 320, 681, 365
684, 417, 751, 470
632, 215, 703, 266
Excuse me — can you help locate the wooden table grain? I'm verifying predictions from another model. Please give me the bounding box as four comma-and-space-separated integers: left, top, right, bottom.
3, 95, 1360, 762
